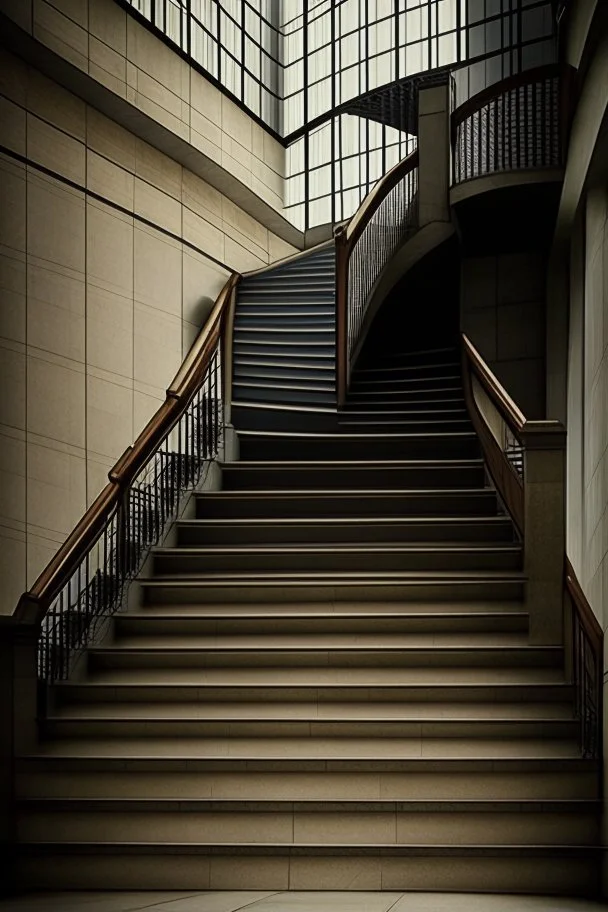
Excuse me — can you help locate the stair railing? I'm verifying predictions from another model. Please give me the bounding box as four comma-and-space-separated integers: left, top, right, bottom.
565, 560, 603, 760
14, 273, 239, 689
335, 149, 419, 405
451, 64, 570, 185
462, 333, 602, 759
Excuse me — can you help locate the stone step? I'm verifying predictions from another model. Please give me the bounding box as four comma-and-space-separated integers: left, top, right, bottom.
17, 798, 600, 846
16, 766, 598, 801
176, 516, 515, 546
151, 543, 522, 575
14, 843, 601, 893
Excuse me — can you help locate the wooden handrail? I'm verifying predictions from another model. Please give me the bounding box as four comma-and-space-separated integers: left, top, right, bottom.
462, 334, 526, 437
452, 63, 562, 130
15, 272, 239, 625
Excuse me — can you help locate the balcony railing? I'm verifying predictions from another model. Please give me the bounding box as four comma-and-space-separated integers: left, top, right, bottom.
452, 64, 565, 185
335, 149, 419, 404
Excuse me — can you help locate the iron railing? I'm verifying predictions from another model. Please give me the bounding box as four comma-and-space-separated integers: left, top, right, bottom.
567, 562, 603, 760
17, 275, 237, 689
38, 353, 221, 684
452, 65, 563, 185
345, 169, 419, 359
335, 149, 419, 404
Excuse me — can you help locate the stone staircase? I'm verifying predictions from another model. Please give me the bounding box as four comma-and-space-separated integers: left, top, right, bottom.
15, 346, 600, 893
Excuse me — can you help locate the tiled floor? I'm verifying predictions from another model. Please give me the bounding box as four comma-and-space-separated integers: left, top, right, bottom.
1, 894, 608, 912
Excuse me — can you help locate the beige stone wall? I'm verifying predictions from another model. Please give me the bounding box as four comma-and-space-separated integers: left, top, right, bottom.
461, 253, 547, 419
566, 183, 608, 628
0, 0, 286, 213
0, 48, 296, 615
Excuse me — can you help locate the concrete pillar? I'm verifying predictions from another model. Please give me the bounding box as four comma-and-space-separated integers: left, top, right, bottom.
546, 244, 570, 424
417, 81, 451, 228
520, 421, 567, 645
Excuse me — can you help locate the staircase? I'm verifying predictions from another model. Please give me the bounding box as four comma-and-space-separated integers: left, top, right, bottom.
232, 244, 337, 416
15, 339, 600, 893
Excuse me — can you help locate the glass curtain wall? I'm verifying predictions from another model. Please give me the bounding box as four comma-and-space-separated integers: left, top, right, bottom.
121, 0, 558, 229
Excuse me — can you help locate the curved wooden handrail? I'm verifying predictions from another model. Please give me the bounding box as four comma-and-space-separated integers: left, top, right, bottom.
16, 272, 239, 625
462, 334, 526, 437
344, 149, 419, 252
452, 63, 562, 130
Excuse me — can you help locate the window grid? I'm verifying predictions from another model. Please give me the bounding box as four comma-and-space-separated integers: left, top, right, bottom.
119, 0, 558, 230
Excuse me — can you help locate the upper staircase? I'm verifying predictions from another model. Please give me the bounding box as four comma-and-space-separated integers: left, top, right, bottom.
232, 245, 337, 411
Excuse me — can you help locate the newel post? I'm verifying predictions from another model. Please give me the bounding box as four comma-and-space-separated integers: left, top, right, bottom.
417, 78, 451, 227
335, 226, 349, 407
520, 421, 567, 645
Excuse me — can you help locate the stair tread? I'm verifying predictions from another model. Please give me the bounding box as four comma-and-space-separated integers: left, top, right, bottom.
143, 568, 523, 581
197, 487, 493, 496
22, 737, 583, 760
119, 604, 526, 617
236, 430, 476, 438
60, 667, 566, 685
179, 516, 511, 525
19, 797, 599, 809
96, 632, 534, 649
16, 842, 603, 855
221, 459, 483, 468
154, 544, 521, 555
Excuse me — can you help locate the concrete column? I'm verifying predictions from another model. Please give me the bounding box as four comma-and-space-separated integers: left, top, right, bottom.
521, 421, 567, 645
546, 243, 570, 424
417, 81, 451, 228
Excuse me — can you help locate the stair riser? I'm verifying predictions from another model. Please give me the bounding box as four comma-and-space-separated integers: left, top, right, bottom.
15, 852, 600, 894
17, 769, 598, 801
237, 438, 480, 460
141, 578, 525, 604
233, 386, 336, 406
335, 421, 473, 434
57, 683, 571, 706
235, 331, 335, 345
354, 363, 460, 380
88, 646, 556, 671
42, 719, 579, 740
231, 410, 472, 434
351, 376, 461, 392
176, 519, 515, 546
151, 548, 522, 574
18, 809, 599, 846
114, 614, 528, 638
141, 580, 525, 605
234, 365, 335, 380
227, 461, 485, 488
195, 492, 497, 519
346, 389, 464, 403
220, 465, 486, 490
235, 354, 334, 369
